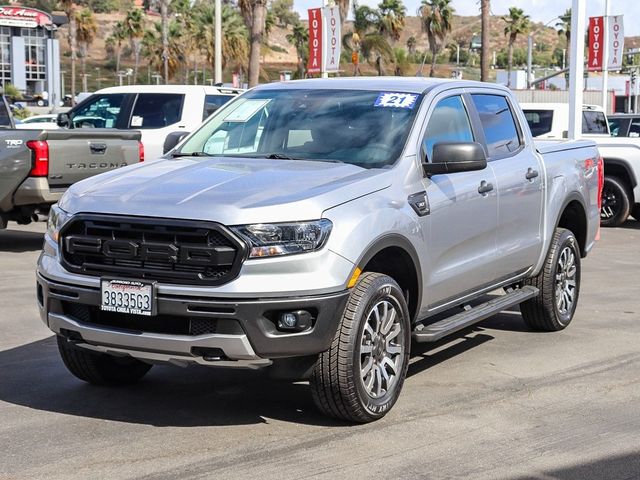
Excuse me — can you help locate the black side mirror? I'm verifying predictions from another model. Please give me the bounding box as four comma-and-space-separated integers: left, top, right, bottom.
422, 142, 487, 176
57, 112, 70, 128
163, 131, 190, 154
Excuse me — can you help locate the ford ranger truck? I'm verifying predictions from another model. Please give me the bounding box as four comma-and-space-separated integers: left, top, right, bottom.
0, 128, 143, 229
37, 78, 602, 423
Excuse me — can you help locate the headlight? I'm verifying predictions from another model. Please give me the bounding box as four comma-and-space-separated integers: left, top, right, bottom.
46, 204, 71, 242
231, 219, 332, 258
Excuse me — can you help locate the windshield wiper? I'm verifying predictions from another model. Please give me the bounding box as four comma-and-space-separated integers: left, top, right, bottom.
172, 151, 210, 157
264, 153, 299, 160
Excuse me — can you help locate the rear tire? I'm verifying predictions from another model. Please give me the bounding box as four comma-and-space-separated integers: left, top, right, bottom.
57, 336, 152, 385
310, 273, 411, 423
600, 176, 631, 227
521, 228, 581, 332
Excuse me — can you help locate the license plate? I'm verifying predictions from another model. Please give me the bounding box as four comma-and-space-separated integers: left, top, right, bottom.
100, 279, 156, 316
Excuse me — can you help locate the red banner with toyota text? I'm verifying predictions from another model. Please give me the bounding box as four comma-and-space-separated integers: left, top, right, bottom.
588, 16, 604, 71
307, 8, 322, 74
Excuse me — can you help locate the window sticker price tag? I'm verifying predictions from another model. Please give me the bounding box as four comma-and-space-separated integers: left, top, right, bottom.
374, 92, 418, 109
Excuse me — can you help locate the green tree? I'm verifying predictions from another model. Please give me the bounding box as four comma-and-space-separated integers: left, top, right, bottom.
377, 0, 406, 42
123, 8, 146, 83
286, 22, 308, 78
406, 35, 416, 55
238, 0, 268, 86
143, 20, 183, 80
270, 0, 299, 28
556, 8, 571, 67
343, 4, 393, 76
418, 0, 454, 77
106, 21, 127, 74
59, 0, 78, 102
480, 0, 490, 81
503, 6, 530, 87
76, 8, 98, 91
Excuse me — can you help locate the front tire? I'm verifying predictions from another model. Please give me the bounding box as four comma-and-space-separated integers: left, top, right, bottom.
310, 273, 411, 423
521, 228, 581, 332
601, 176, 631, 227
57, 336, 152, 385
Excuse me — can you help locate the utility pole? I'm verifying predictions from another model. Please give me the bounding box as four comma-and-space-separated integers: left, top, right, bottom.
480, 0, 490, 82
161, 0, 170, 84
527, 34, 533, 89
214, 0, 222, 84
568, 0, 586, 140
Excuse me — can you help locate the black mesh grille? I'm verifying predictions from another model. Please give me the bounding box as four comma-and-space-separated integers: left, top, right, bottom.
60, 215, 246, 286
61, 302, 242, 336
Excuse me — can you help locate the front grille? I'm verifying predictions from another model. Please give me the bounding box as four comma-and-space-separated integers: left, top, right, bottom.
62, 302, 243, 336
60, 215, 246, 285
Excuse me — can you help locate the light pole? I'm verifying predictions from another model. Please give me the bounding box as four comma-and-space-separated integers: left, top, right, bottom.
95, 67, 101, 90
602, 0, 611, 114
568, 0, 586, 140
214, 0, 222, 84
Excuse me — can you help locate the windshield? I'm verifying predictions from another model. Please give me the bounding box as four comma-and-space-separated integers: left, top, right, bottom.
178, 89, 422, 169
523, 109, 554, 137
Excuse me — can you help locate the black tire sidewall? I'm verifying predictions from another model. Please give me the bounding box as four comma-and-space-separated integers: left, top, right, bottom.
601, 176, 631, 227
550, 230, 581, 327
351, 276, 411, 418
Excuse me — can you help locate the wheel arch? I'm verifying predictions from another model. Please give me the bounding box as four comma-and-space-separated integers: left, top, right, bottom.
602, 157, 637, 195
352, 235, 423, 323
555, 193, 588, 257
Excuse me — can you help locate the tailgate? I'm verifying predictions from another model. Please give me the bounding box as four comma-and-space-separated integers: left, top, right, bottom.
0, 131, 36, 212
44, 129, 142, 188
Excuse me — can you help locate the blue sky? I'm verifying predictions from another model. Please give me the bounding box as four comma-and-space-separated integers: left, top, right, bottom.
293, 0, 640, 36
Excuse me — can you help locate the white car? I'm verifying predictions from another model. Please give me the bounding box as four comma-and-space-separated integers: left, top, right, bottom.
58, 85, 243, 160
15, 114, 60, 130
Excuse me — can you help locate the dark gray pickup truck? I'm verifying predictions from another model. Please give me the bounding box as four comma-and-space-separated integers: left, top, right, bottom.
0, 96, 143, 229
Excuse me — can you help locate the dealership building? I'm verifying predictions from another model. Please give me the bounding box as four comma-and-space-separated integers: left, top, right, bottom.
0, 6, 65, 104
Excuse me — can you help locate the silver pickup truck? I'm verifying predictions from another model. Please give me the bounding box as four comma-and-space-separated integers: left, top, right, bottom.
37, 78, 602, 423
0, 96, 143, 229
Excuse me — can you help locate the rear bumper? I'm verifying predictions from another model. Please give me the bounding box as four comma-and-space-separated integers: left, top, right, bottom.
37, 273, 350, 368
14, 177, 64, 206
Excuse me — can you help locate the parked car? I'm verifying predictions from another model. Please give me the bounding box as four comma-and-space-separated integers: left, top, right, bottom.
0, 96, 143, 229
15, 114, 60, 130
57, 85, 243, 160
608, 113, 640, 138
522, 102, 640, 226
38, 78, 602, 423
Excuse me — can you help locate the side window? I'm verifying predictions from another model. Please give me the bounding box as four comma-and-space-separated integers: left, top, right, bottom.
582, 110, 609, 134
422, 95, 474, 161
203, 94, 234, 120
629, 120, 640, 138
608, 118, 623, 137
130, 93, 184, 129
71, 94, 127, 128
471, 94, 522, 157
202, 100, 269, 155
524, 109, 554, 137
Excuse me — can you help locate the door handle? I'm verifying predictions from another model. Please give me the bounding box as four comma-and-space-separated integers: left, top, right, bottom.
89, 143, 107, 154
525, 167, 539, 180
478, 180, 494, 195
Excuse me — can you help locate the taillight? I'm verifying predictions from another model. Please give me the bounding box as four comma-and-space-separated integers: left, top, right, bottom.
26, 140, 49, 177
597, 155, 604, 210
138, 141, 144, 162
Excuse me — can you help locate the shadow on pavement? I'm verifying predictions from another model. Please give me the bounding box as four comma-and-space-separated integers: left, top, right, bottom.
0, 228, 44, 252
0, 310, 532, 428
509, 451, 640, 480
619, 219, 640, 230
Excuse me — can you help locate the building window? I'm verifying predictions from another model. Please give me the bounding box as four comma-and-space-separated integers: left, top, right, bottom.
0, 27, 10, 88
21, 28, 46, 83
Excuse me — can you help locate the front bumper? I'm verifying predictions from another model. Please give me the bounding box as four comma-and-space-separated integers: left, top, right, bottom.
37, 273, 350, 368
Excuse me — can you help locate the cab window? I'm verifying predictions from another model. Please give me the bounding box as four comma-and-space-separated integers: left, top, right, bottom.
71, 94, 127, 128
130, 93, 184, 129
422, 95, 474, 161
203, 94, 235, 120
471, 94, 522, 158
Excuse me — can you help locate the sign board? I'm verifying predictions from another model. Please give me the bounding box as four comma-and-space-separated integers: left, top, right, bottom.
307, 8, 322, 74
323, 6, 340, 73
607, 15, 624, 71
0, 7, 52, 28
588, 16, 604, 71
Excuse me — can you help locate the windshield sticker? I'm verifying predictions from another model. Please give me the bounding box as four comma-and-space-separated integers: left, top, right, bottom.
374, 93, 418, 109
224, 99, 271, 122
131, 115, 143, 127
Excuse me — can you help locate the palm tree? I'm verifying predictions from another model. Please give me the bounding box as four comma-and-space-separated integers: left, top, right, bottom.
143, 20, 183, 80
286, 22, 308, 79
75, 8, 97, 92
335, 0, 350, 34
239, 0, 268, 87
107, 21, 127, 74
195, 3, 249, 75
123, 9, 145, 83
503, 7, 530, 87
406, 35, 416, 55
59, 0, 77, 103
480, 0, 490, 81
556, 8, 571, 67
160, 0, 170, 83
343, 4, 393, 76
377, 0, 406, 42
418, 0, 455, 77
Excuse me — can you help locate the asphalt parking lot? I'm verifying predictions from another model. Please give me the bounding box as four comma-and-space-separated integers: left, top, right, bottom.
1, 221, 639, 480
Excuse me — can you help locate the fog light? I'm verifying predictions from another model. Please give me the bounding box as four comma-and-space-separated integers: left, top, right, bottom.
277, 310, 312, 332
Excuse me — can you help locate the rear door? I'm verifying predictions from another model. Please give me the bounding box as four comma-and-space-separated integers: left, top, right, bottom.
470, 93, 544, 279
419, 93, 499, 307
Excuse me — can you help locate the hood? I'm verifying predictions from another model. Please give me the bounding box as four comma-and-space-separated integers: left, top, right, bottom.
60, 157, 392, 225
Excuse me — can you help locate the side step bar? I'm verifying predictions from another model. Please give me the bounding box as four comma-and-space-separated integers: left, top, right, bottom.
412, 286, 539, 343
